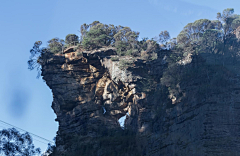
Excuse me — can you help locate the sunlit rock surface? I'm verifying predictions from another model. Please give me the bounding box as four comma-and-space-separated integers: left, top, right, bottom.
42, 47, 240, 156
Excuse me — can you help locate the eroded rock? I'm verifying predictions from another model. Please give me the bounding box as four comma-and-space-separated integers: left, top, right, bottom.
42, 48, 240, 156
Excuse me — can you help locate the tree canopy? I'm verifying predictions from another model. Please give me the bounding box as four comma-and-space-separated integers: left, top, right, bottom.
0, 128, 41, 156
47, 38, 64, 54
65, 34, 79, 45
29, 8, 240, 77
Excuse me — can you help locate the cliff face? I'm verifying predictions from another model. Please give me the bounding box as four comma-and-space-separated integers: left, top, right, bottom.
42, 48, 240, 156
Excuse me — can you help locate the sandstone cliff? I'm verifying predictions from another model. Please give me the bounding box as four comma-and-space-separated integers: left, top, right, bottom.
41, 47, 240, 156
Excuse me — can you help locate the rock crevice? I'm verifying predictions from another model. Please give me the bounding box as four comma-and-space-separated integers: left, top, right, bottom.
42, 48, 240, 156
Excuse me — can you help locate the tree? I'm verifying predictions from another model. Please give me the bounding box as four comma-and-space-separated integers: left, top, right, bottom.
65, 34, 79, 46
82, 22, 116, 50
216, 8, 237, 62
0, 128, 41, 156
168, 38, 177, 49
159, 30, 170, 46
232, 16, 240, 30
114, 26, 140, 55
177, 31, 190, 46
82, 26, 110, 50
47, 38, 64, 54
42, 143, 55, 156
28, 41, 51, 78
81, 21, 140, 55
177, 19, 213, 46
201, 29, 222, 54
138, 37, 149, 51
217, 8, 235, 39
217, 8, 234, 23
80, 23, 89, 41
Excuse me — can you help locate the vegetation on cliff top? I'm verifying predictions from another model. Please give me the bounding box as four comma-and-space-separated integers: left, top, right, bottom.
28, 8, 240, 75
27, 7, 240, 95
27, 8, 240, 155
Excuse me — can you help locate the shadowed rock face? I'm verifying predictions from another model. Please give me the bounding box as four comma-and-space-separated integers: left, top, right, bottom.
42, 48, 240, 156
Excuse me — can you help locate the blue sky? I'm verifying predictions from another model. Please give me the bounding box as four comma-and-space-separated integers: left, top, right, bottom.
1, 0, 240, 153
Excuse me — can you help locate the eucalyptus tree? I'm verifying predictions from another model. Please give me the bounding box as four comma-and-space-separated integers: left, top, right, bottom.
65, 34, 79, 46
80, 23, 89, 41
216, 8, 240, 63
0, 128, 41, 156
201, 29, 222, 54
159, 30, 170, 49
47, 38, 64, 54
114, 26, 139, 55
82, 22, 115, 50
216, 8, 236, 48
28, 41, 51, 78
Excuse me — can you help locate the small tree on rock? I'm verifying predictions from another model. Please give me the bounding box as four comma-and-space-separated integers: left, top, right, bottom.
65, 34, 79, 46
159, 30, 170, 47
47, 38, 64, 54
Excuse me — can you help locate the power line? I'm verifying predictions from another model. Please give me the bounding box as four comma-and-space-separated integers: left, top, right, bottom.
0, 119, 54, 144
31, 137, 50, 145
0, 122, 50, 146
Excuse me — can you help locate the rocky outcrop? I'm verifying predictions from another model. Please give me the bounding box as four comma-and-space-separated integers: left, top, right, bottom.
42, 47, 240, 156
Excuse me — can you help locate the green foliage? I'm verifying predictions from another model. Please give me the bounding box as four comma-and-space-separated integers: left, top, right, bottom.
80, 23, 90, 41
217, 8, 234, 23
47, 38, 64, 54
115, 41, 128, 55
126, 49, 133, 56
175, 8, 240, 65
82, 21, 116, 50
42, 143, 56, 156
29, 8, 240, 80
198, 29, 223, 54
145, 39, 160, 53
28, 41, 51, 78
76, 52, 83, 57
138, 37, 148, 51
111, 57, 119, 61
119, 59, 134, 70
232, 15, 240, 29
217, 8, 237, 38
159, 30, 170, 48
0, 128, 41, 156
83, 28, 110, 49
77, 21, 159, 57
114, 26, 140, 55
125, 49, 139, 56
81, 22, 142, 56
177, 19, 213, 45
151, 52, 158, 60
65, 34, 79, 45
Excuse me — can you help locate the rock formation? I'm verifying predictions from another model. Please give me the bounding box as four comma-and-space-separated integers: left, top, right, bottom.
41, 47, 240, 156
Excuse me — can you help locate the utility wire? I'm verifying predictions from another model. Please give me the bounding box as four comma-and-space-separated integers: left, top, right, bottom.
0, 119, 54, 144
31, 137, 50, 145
0, 122, 50, 146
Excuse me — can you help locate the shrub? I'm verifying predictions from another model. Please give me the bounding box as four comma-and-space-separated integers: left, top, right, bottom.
126, 49, 133, 56
151, 52, 158, 60
111, 57, 119, 61
119, 59, 134, 69
115, 41, 128, 55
